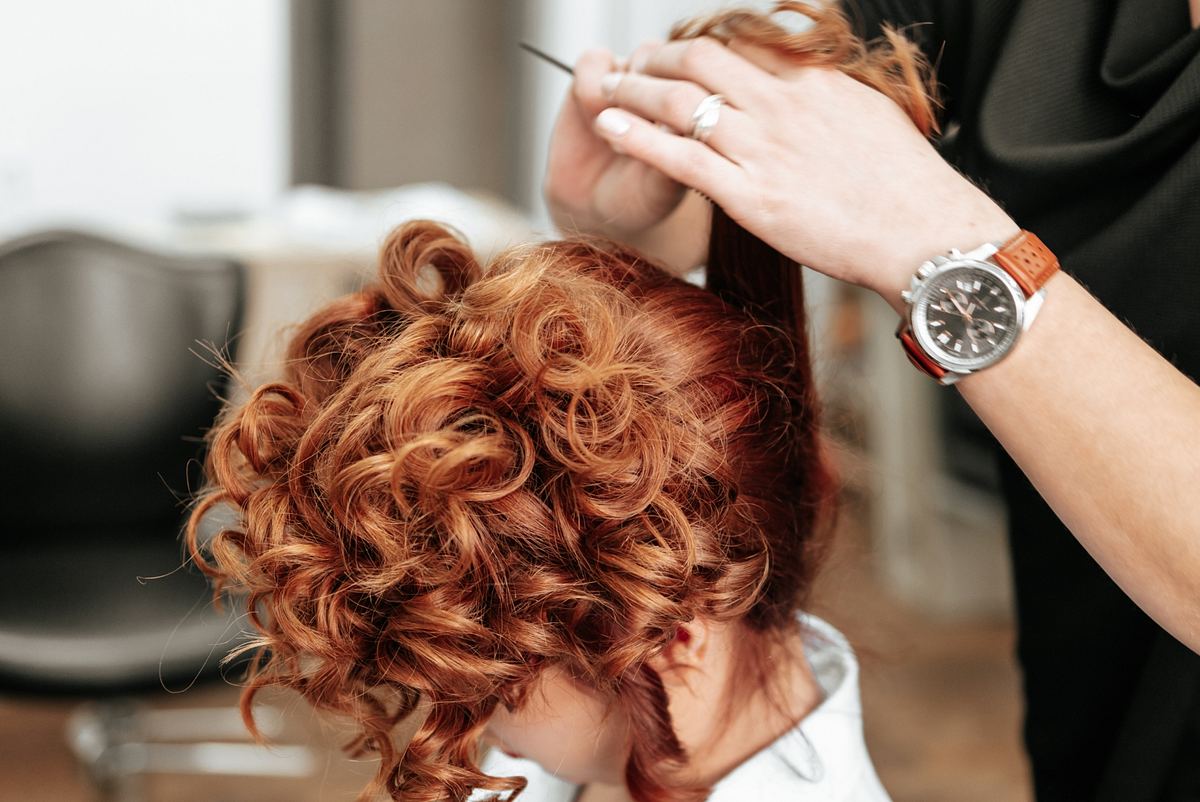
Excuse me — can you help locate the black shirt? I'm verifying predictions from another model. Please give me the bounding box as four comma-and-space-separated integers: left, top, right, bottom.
844, 1, 1200, 799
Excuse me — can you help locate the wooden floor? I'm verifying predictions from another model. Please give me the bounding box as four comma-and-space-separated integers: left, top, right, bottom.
0, 504, 1031, 802
811, 506, 1032, 802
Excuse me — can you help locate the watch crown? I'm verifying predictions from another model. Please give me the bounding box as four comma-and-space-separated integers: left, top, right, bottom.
916, 261, 935, 279
900, 289, 912, 303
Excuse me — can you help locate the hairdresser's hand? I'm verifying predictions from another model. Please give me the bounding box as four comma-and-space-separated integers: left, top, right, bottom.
590, 37, 1018, 307
544, 45, 710, 275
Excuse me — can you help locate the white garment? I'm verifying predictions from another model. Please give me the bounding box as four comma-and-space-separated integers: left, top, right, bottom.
469, 614, 890, 801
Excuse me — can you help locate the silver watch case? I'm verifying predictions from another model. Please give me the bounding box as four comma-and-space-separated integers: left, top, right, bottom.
901, 244, 1046, 385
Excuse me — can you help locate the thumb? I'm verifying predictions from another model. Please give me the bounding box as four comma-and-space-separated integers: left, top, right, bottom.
572, 47, 623, 118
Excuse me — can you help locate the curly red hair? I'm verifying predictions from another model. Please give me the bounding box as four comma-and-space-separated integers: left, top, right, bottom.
187, 3, 937, 801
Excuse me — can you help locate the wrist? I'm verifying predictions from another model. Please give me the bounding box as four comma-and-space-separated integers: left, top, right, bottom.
870, 191, 1020, 316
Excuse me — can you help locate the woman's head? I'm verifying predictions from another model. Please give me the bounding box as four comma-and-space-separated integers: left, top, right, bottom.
190, 222, 834, 800
188, 3, 939, 799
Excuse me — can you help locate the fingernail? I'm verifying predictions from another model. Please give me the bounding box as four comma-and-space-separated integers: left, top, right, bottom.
595, 108, 632, 137
600, 71, 622, 99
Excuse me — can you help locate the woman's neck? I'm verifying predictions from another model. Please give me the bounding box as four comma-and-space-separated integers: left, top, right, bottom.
1192, 0, 1199, 29
680, 626, 821, 787
578, 625, 820, 802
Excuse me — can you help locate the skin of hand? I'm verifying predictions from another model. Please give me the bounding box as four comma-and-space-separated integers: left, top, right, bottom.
585, 36, 1200, 653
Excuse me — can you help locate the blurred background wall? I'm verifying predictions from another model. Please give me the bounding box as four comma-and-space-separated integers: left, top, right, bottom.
291, 0, 516, 194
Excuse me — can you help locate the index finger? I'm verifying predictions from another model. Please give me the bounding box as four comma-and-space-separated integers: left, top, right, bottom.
638, 36, 781, 108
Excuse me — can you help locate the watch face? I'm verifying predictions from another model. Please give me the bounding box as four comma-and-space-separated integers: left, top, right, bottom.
911, 263, 1023, 371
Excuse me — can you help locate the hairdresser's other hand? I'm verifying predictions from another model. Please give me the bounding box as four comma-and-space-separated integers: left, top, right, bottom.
544, 44, 710, 275
590, 37, 1018, 307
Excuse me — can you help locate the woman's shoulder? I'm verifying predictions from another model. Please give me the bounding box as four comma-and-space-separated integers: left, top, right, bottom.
704, 613, 889, 801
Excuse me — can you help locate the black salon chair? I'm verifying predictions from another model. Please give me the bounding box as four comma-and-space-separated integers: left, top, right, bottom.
0, 229, 311, 799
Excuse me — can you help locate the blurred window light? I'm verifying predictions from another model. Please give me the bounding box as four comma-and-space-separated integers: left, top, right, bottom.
0, 0, 289, 232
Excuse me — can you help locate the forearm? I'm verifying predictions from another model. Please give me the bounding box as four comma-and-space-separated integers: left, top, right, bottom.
875, 207, 1200, 652
957, 271, 1200, 651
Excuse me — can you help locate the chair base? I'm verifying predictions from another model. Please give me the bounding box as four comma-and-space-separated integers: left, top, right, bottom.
66, 701, 315, 802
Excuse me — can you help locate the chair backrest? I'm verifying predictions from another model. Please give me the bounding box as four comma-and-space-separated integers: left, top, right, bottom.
0, 229, 244, 538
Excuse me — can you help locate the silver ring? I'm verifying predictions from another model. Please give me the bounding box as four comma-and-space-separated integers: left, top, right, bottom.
688, 93, 724, 143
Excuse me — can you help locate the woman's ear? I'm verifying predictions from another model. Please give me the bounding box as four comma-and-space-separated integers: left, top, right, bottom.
648, 619, 714, 678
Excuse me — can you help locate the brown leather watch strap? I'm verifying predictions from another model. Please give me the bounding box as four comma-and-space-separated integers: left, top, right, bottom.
896, 322, 949, 382
993, 230, 1060, 296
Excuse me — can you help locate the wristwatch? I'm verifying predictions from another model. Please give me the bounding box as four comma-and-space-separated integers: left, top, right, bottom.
896, 230, 1060, 385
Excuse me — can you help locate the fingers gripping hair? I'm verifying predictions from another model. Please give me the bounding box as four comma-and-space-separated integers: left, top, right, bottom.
669, 0, 941, 136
